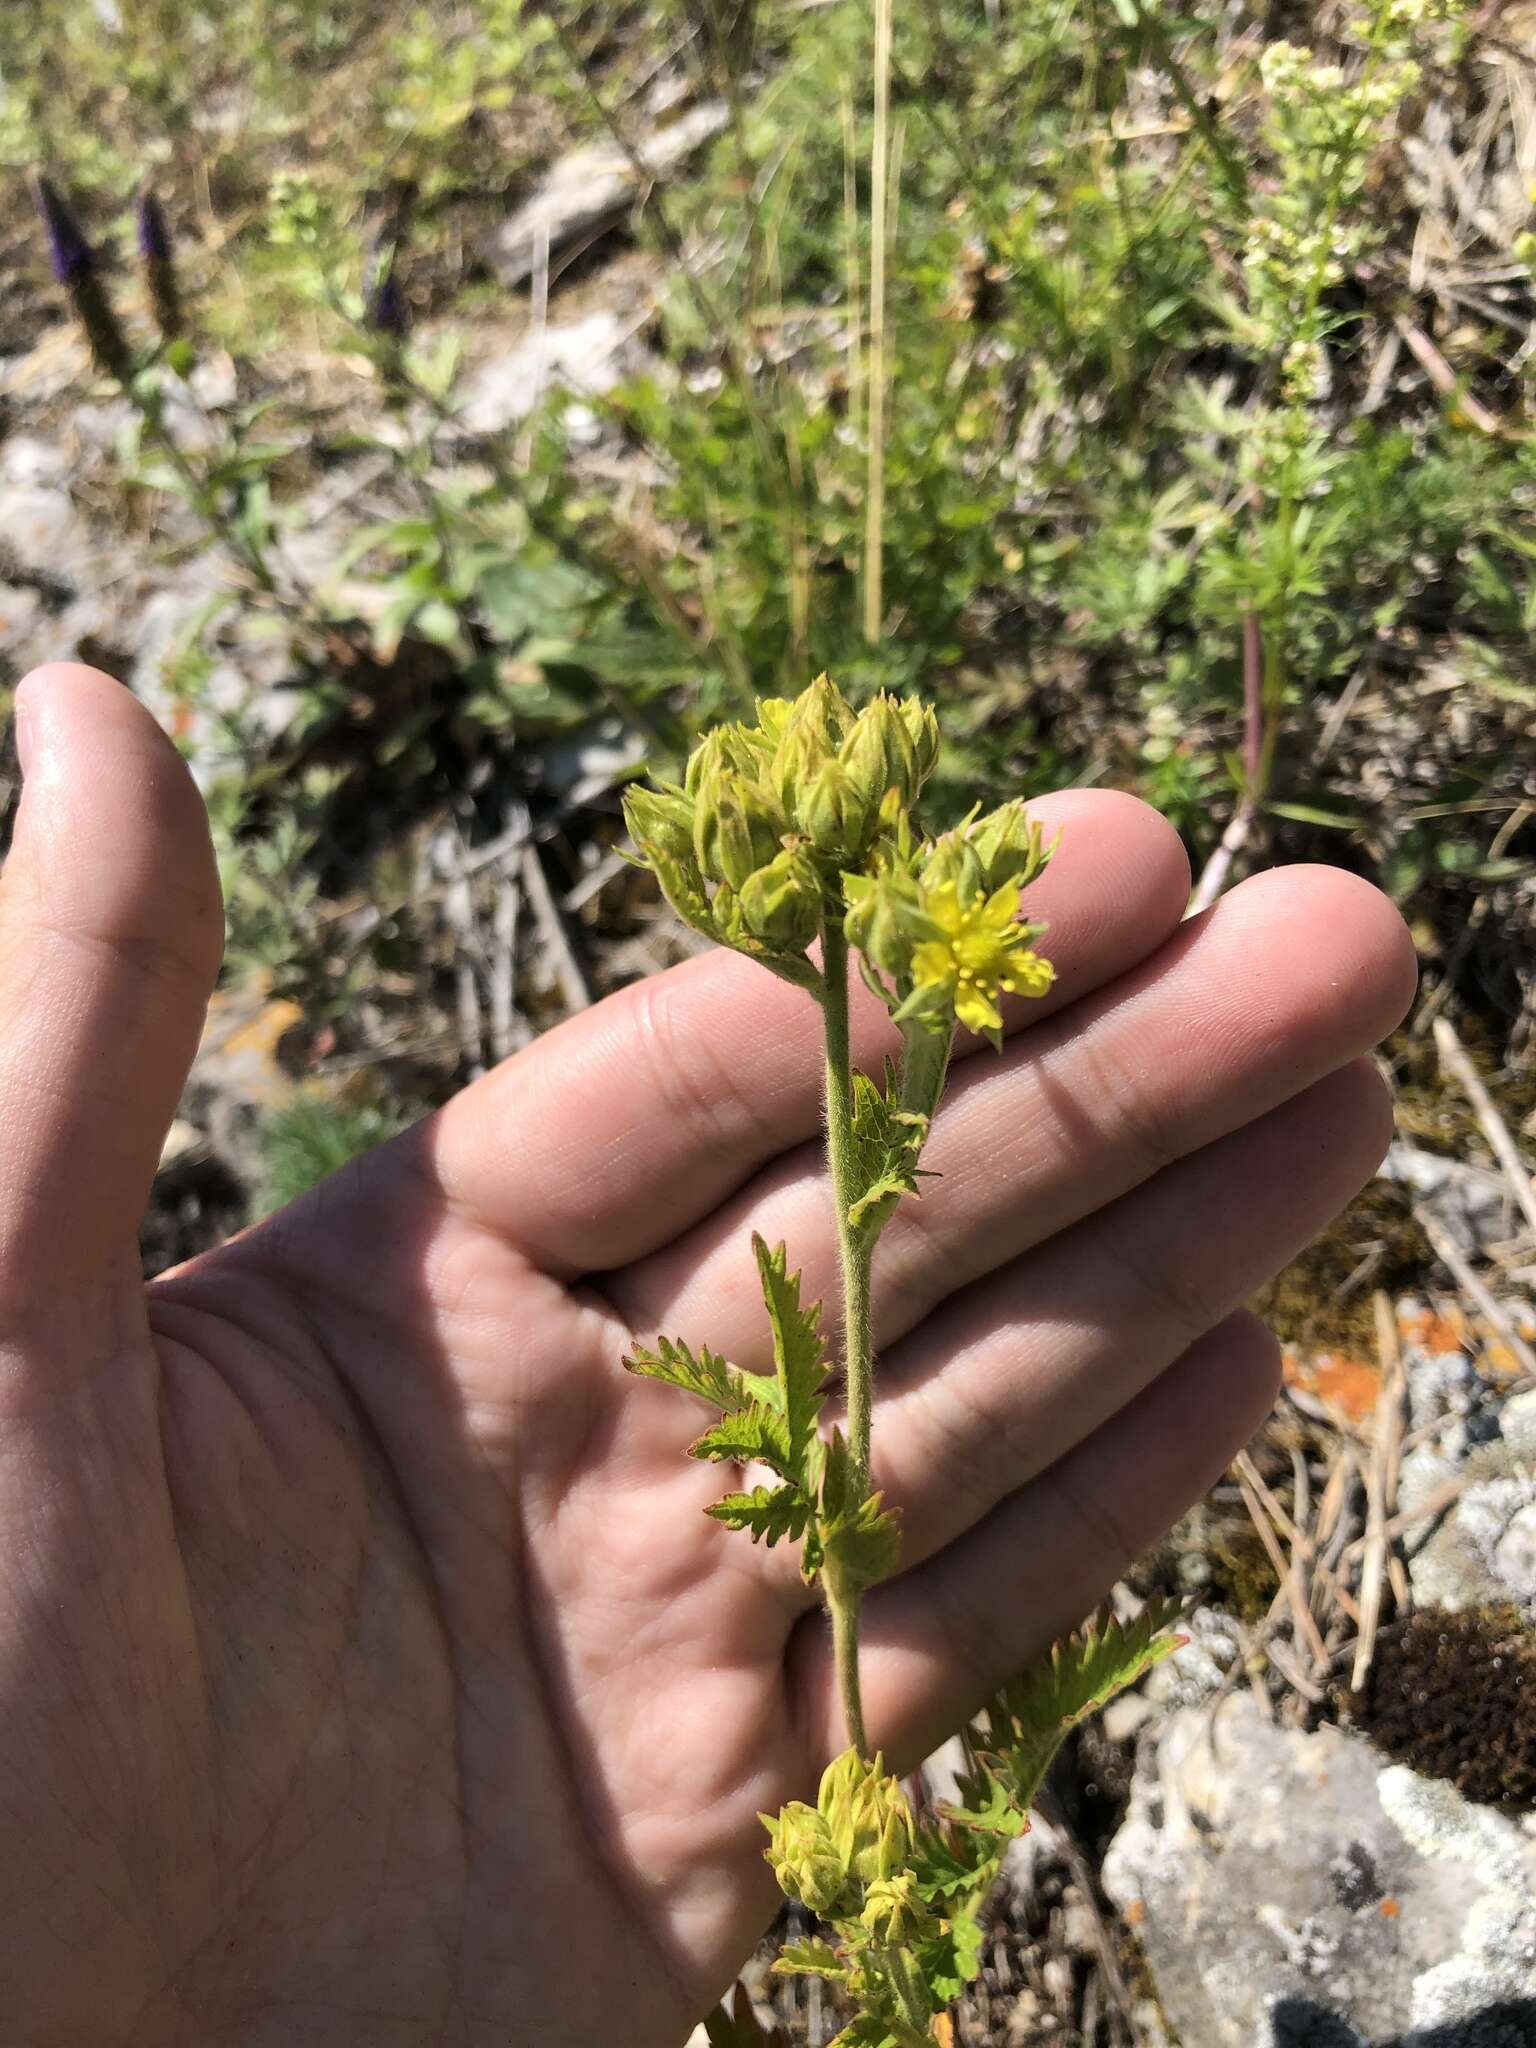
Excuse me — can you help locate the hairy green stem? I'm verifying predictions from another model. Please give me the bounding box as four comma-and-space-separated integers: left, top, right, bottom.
821, 916, 875, 1757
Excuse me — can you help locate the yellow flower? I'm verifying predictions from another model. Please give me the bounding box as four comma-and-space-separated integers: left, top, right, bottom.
908, 880, 1054, 1036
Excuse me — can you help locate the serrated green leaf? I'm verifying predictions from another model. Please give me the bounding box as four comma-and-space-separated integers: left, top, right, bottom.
624, 1334, 778, 1417
917, 1904, 987, 2004
773, 1937, 848, 1981
981, 1600, 1186, 1816
845, 1064, 931, 1238
692, 1405, 796, 1479
818, 1433, 901, 1591
910, 1816, 1008, 1906
708, 1484, 815, 1546
822, 1489, 902, 1596
753, 1235, 830, 1486
825, 2021, 899, 2048
935, 1768, 1030, 1842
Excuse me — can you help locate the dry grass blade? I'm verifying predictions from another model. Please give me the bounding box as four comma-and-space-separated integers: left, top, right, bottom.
1234, 1462, 1330, 1675
1412, 1202, 1536, 1379
1432, 1015, 1536, 1245
1351, 1291, 1407, 1690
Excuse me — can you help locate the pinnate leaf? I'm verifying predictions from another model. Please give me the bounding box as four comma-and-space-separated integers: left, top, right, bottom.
975, 1599, 1186, 1817
773, 1938, 848, 1982
624, 1333, 777, 1417
692, 1405, 796, 1479
708, 1484, 816, 1547
753, 1233, 830, 1484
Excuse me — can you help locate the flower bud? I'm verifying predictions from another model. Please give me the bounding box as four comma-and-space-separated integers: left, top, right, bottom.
753, 696, 795, 746
899, 696, 940, 787
816, 1748, 865, 1862
858, 1871, 938, 1946
764, 1801, 847, 1916
800, 759, 872, 861
739, 845, 821, 952
770, 674, 854, 813
919, 824, 984, 902
817, 1749, 911, 1884
968, 800, 1052, 895
798, 671, 856, 749
848, 1772, 912, 1883
840, 695, 919, 812
623, 784, 696, 865
843, 871, 919, 983
693, 775, 785, 890
685, 723, 764, 798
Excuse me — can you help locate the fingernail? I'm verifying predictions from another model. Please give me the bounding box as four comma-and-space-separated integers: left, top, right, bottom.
13, 699, 32, 777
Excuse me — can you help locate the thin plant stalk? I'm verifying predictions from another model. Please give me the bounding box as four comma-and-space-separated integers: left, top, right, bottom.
1189, 610, 1263, 914
819, 916, 875, 1758
864, 0, 894, 646
841, 88, 864, 442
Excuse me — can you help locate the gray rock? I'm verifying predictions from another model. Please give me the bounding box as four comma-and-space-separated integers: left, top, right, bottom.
1377, 1767, 1536, 2036
455, 307, 647, 435
1408, 1390, 1536, 1617
484, 102, 726, 285
1102, 1694, 1536, 2047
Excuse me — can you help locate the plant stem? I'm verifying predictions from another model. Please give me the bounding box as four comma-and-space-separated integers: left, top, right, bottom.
829, 1574, 869, 1759
820, 916, 875, 1758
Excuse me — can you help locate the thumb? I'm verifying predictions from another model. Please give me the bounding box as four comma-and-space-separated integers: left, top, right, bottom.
0, 664, 223, 1332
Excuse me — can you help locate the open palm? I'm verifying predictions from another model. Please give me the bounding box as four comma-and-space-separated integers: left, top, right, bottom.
0, 664, 1414, 2047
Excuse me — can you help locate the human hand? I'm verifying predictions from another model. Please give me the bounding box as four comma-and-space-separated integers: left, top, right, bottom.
0, 664, 1414, 2046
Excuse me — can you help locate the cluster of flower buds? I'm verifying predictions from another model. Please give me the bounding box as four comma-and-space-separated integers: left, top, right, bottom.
763, 1748, 915, 1921
623, 673, 940, 983
626, 672, 1057, 1038
844, 795, 1057, 1040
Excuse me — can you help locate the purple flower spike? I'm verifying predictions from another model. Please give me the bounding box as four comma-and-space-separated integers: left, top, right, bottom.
136, 185, 172, 265
30, 170, 133, 382
136, 183, 183, 341
31, 172, 95, 285
364, 265, 411, 339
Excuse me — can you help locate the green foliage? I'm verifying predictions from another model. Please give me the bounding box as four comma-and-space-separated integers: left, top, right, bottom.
255, 1090, 407, 1215
627, 1232, 833, 1568
955, 1597, 1188, 1825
